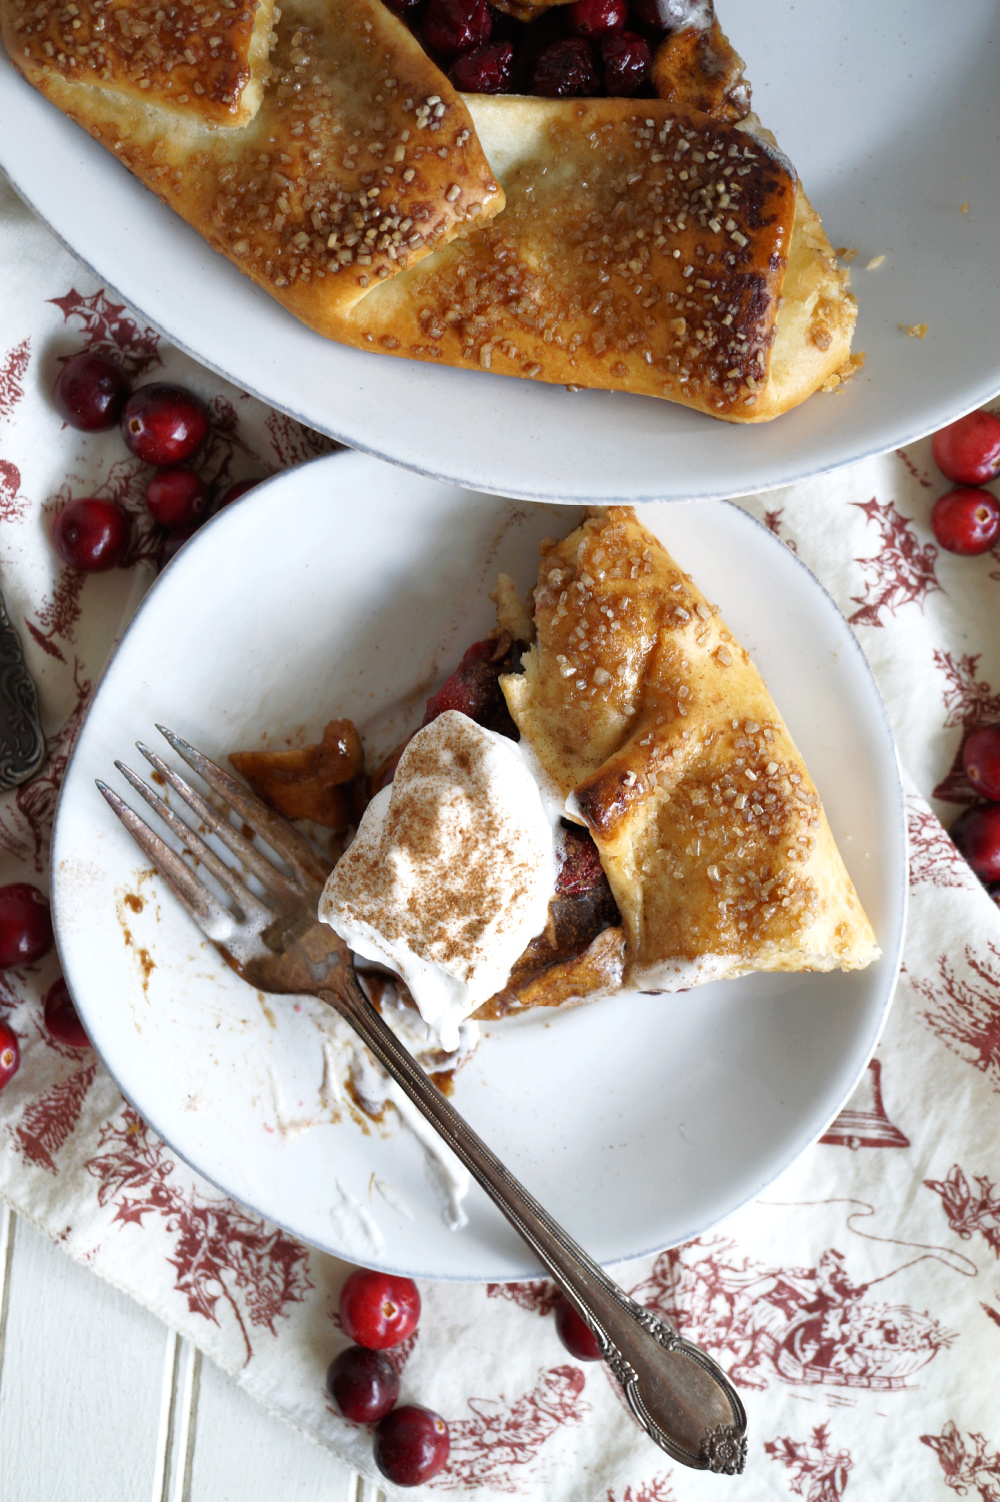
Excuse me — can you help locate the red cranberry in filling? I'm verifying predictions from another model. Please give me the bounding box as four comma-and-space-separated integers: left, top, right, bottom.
121, 383, 210, 467
43, 978, 91, 1049
532, 36, 598, 96
932, 411, 1000, 487
963, 727, 1000, 801
601, 29, 650, 93
374, 1406, 450, 1487
0, 1022, 19, 1091
340, 1268, 421, 1350
450, 39, 513, 91
0, 883, 53, 969
423, 0, 491, 57
383, 0, 423, 12
145, 468, 210, 529
567, 0, 627, 36
326, 1345, 400, 1423
556, 827, 607, 895
53, 352, 131, 432
952, 803, 1000, 882
53, 498, 131, 572
930, 487, 1000, 556
554, 1294, 603, 1360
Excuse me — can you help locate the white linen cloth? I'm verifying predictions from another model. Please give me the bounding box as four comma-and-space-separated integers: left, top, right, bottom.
2, 171, 999, 1501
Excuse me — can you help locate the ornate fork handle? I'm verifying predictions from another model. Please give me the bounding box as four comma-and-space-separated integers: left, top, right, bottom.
323, 969, 748, 1475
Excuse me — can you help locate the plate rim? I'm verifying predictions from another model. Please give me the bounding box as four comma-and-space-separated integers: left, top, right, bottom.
50, 454, 908, 1279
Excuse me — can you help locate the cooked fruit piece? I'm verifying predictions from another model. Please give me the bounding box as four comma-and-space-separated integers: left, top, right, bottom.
230, 719, 364, 830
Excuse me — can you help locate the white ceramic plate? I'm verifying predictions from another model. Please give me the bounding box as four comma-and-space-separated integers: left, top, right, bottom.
51, 453, 905, 1280
3, 2, 1000, 503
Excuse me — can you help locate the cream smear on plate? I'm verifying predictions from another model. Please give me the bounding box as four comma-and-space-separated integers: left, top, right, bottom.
319, 711, 558, 1052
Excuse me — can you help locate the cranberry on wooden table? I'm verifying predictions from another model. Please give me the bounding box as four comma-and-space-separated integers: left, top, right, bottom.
0, 1022, 19, 1091
339, 1268, 421, 1349
929, 487, 1000, 556
53, 352, 131, 432
952, 803, 1000, 883
326, 1345, 400, 1424
963, 727, 1000, 802
121, 383, 210, 467
932, 410, 1000, 487
450, 40, 514, 91
567, 0, 628, 37
423, 0, 491, 56
0, 883, 53, 968
374, 1405, 450, 1487
553, 1293, 603, 1360
43, 978, 91, 1049
532, 37, 599, 96
53, 497, 131, 572
145, 468, 210, 529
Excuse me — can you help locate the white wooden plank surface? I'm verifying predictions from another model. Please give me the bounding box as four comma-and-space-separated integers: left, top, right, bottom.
0, 1209, 370, 1502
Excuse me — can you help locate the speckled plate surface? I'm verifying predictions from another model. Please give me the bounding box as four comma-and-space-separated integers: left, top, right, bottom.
3, 0, 1000, 502
50, 453, 906, 1279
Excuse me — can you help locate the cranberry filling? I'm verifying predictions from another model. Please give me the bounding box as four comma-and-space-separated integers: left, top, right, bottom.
385, 0, 685, 96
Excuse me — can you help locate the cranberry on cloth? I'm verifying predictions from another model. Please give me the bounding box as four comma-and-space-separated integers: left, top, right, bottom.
1, 168, 1000, 1499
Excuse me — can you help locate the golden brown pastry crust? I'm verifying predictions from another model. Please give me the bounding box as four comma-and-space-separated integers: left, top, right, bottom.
2, 0, 855, 419
502, 507, 879, 989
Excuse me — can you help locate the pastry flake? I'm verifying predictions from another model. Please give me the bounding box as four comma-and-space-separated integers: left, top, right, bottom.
501, 507, 879, 989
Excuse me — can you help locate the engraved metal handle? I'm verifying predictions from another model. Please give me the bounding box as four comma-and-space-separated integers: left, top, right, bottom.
322, 971, 748, 1475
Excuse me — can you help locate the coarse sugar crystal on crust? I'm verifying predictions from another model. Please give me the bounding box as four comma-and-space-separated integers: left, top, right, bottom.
501, 506, 879, 991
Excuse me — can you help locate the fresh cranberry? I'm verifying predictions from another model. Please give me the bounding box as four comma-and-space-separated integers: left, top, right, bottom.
951, 803, 1000, 882
932, 411, 1000, 487
930, 487, 1000, 556
0, 1022, 19, 1091
121, 384, 210, 467
532, 37, 598, 95
423, 0, 491, 56
145, 468, 209, 529
53, 497, 131, 572
157, 524, 199, 570
326, 1345, 399, 1423
218, 478, 260, 508
340, 1269, 420, 1349
0, 883, 53, 968
554, 1294, 603, 1360
53, 352, 131, 432
964, 727, 1000, 801
601, 30, 650, 93
556, 827, 606, 895
43, 978, 91, 1049
374, 1405, 450, 1487
450, 40, 514, 91
568, 0, 627, 35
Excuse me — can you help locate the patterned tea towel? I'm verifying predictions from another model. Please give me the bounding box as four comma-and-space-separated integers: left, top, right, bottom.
1, 170, 1000, 1501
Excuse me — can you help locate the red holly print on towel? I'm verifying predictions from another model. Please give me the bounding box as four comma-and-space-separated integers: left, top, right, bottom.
485, 1280, 560, 1316
48, 288, 162, 379
924, 1164, 1000, 1257
906, 794, 974, 888
910, 943, 1000, 1093
84, 1106, 312, 1363
921, 1422, 1000, 1500
13, 1061, 98, 1173
265, 409, 341, 469
931, 651, 1000, 805
629, 1239, 952, 1391
0, 337, 30, 422
763, 507, 798, 553
433, 1365, 588, 1492
894, 446, 934, 490
846, 497, 942, 628
765, 1423, 853, 1502
606, 1478, 676, 1502
0, 658, 93, 870
0, 460, 28, 524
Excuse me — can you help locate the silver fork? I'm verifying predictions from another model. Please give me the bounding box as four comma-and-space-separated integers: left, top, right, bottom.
98, 727, 748, 1476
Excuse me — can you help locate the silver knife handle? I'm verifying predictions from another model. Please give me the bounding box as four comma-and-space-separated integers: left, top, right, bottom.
325, 975, 748, 1475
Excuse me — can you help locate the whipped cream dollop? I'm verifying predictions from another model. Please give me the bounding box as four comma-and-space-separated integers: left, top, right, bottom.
319, 711, 557, 1050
